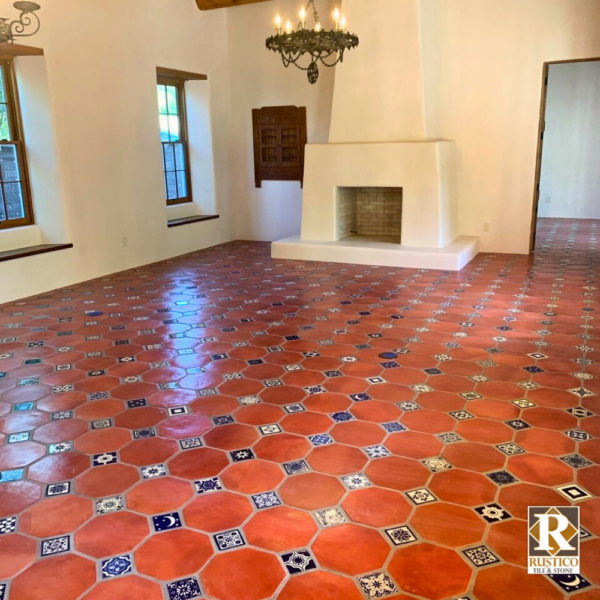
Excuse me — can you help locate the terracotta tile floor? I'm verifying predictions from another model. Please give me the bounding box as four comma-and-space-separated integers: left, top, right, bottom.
0, 216, 598, 600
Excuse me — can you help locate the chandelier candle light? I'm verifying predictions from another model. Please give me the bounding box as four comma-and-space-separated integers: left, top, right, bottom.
0, 1, 41, 48
266, 0, 358, 84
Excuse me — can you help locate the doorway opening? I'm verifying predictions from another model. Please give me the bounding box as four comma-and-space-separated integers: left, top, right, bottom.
530, 58, 600, 252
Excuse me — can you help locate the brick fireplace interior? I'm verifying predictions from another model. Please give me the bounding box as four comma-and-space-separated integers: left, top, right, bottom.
338, 187, 403, 243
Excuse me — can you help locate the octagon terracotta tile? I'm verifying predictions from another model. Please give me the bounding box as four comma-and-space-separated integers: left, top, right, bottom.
307, 444, 368, 476
401, 409, 456, 434
135, 528, 213, 580
412, 502, 486, 547
278, 571, 364, 600
27, 452, 90, 483
577, 465, 600, 497
279, 472, 345, 510
582, 538, 600, 585
119, 437, 179, 466
280, 411, 333, 435
10, 554, 97, 600
0, 533, 37, 579
388, 542, 472, 600
204, 423, 259, 450
74, 427, 133, 454
516, 428, 576, 456
456, 418, 513, 444
0, 440, 46, 470
114, 406, 166, 429
330, 421, 385, 446
76, 463, 140, 497
81, 575, 164, 600
236, 404, 285, 425
342, 487, 411, 527
303, 392, 351, 413
443, 441, 506, 472
75, 511, 149, 558
312, 524, 390, 575
429, 468, 497, 506
201, 548, 286, 600
499, 483, 569, 520
254, 433, 311, 462
126, 477, 194, 515
32, 419, 88, 444
0, 480, 41, 518
386, 431, 444, 459
221, 459, 285, 494
244, 505, 317, 551
365, 455, 430, 491
473, 564, 563, 600
156, 414, 212, 438
168, 447, 229, 479
508, 453, 573, 486
183, 490, 253, 532
488, 518, 528, 567
19, 494, 93, 537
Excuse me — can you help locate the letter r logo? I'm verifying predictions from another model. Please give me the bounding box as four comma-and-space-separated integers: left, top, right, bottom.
534, 512, 576, 552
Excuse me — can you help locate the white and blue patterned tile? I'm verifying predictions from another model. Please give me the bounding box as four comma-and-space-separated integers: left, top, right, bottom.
93, 452, 118, 466
7, 432, 30, 444
281, 550, 317, 574
41, 535, 70, 556
260, 424, 281, 435
314, 507, 347, 528
194, 477, 223, 494
153, 512, 182, 532
252, 492, 281, 509
101, 555, 132, 578
141, 464, 167, 479
213, 529, 245, 551
48, 442, 72, 454
46, 481, 70, 496
230, 448, 255, 462
309, 434, 334, 446
342, 473, 371, 490
365, 445, 391, 459
96, 496, 124, 514
167, 577, 202, 600
357, 572, 398, 598
385, 525, 417, 546
283, 460, 309, 475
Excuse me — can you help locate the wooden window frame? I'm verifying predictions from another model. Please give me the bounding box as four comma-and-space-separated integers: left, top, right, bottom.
0, 58, 34, 230
157, 76, 193, 206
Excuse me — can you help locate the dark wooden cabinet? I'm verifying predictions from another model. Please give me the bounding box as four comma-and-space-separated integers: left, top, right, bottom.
252, 106, 307, 188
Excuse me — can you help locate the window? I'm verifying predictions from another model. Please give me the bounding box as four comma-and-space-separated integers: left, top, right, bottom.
157, 78, 192, 205
0, 59, 33, 230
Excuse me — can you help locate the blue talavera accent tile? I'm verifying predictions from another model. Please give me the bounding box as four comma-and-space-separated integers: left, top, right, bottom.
0, 469, 24, 482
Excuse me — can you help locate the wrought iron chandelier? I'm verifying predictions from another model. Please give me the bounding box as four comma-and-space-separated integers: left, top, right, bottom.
0, 1, 41, 48
266, 0, 358, 84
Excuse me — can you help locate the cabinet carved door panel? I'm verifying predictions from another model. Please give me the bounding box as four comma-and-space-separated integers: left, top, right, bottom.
252, 106, 307, 188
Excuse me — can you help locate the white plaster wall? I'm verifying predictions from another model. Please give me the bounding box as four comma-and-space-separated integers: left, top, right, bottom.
0, 0, 234, 304
226, 0, 336, 242
539, 61, 600, 219
329, 0, 426, 143
419, 0, 600, 253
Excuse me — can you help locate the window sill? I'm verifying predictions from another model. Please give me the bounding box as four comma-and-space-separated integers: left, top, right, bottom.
0, 243, 73, 263
167, 215, 219, 228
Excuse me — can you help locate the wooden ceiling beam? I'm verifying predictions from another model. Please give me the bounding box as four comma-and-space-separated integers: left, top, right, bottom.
196, 0, 272, 10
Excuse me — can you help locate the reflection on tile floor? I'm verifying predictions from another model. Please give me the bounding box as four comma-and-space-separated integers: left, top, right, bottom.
0, 217, 598, 600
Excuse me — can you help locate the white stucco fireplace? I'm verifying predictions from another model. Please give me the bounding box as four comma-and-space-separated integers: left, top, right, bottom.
272, 141, 479, 270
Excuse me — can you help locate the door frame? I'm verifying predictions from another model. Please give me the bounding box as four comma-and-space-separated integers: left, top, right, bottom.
529, 57, 600, 252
